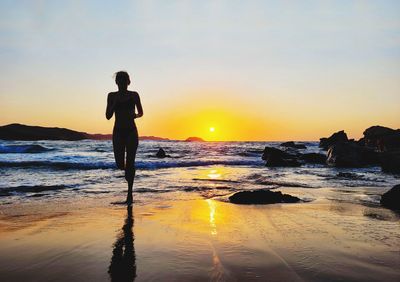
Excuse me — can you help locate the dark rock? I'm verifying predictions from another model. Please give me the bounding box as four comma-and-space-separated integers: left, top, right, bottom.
262, 147, 289, 160
363, 126, 400, 151
357, 137, 365, 146
155, 148, 167, 158
262, 147, 301, 167
320, 125, 400, 171
229, 189, 300, 205
319, 130, 348, 150
280, 141, 306, 149
336, 172, 362, 179
0, 123, 87, 141
380, 150, 400, 173
267, 155, 301, 167
326, 142, 380, 167
300, 153, 326, 164
380, 185, 400, 210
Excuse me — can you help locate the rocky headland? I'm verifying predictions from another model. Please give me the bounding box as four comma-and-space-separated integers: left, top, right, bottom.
260, 125, 400, 174
0, 123, 171, 141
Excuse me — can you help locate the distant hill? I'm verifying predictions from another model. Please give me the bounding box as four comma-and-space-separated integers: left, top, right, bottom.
86, 133, 112, 140
185, 136, 205, 142
0, 123, 88, 141
0, 124, 170, 141
82, 134, 171, 141
139, 136, 170, 141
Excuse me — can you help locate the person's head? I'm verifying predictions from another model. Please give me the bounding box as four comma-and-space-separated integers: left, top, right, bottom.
115, 71, 131, 88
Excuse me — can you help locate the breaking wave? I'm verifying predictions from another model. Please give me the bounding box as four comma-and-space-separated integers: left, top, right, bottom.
0, 159, 263, 170
0, 144, 53, 154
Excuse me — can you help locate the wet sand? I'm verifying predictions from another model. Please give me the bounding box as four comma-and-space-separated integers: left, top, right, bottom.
0, 196, 399, 281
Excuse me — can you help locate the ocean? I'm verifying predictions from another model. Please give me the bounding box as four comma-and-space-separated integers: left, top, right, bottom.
0, 140, 398, 207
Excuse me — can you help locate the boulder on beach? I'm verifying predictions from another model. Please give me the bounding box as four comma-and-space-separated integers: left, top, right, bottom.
380, 184, 400, 210
380, 150, 400, 173
262, 147, 300, 167
261, 147, 288, 159
326, 142, 379, 167
320, 125, 400, 172
155, 148, 167, 158
300, 153, 326, 164
319, 130, 348, 150
363, 126, 400, 151
280, 141, 306, 149
229, 189, 300, 205
266, 155, 301, 167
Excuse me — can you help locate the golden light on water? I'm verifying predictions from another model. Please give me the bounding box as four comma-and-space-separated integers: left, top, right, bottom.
207, 199, 217, 236
207, 169, 221, 179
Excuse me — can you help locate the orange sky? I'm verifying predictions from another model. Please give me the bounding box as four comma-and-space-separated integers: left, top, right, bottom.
1, 1, 399, 141
1, 83, 399, 141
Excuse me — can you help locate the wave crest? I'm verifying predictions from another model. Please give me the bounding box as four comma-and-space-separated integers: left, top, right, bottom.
0, 144, 53, 154
0, 159, 263, 170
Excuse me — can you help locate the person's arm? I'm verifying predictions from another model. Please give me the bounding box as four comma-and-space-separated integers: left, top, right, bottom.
106, 93, 117, 120
135, 92, 143, 118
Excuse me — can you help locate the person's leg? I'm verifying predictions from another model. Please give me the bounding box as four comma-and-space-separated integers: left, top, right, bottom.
112, 129, 126, 171
125, 130, 139, 204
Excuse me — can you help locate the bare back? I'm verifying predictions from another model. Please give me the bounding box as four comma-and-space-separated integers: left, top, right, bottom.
107, 91, 143, 129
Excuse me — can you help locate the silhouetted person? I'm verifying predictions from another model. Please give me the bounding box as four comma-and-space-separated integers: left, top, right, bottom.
106, 71, 143, 205
109, 205, 136, 281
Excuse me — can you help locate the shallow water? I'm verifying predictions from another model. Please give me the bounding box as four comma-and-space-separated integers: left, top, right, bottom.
0, 140, 398, 206
0, 198, 399, 281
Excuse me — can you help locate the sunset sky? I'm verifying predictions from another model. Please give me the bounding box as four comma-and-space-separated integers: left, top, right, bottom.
1, 1, 399, 141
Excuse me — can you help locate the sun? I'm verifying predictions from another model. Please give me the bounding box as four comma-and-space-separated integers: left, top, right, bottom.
209, 127, 215, 132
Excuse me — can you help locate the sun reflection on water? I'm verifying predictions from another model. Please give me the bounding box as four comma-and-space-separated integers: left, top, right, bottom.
206, 199, 217, 236
207, 169, 221, 180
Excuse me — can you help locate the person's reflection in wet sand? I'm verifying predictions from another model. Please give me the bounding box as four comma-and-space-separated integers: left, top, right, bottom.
109, 206, 136, 281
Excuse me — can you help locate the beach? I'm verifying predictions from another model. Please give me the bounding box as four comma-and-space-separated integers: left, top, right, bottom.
0, 140, 399, 281
0, 194, 399, 281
